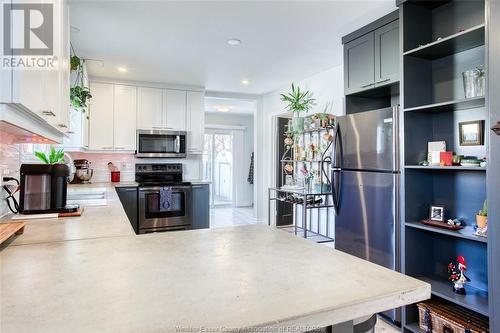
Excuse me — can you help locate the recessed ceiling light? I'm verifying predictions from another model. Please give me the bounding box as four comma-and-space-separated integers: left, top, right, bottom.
227, 38, 242, 46
241, 79, 249, 85
215, 105, 232, 112
117, 67, 127, 72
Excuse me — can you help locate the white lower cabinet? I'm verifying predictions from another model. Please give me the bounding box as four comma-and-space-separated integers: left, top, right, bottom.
88, 82, 114, 150
186, 91, 205, 154
164, 89, 187, 130
113, 85, 137, 150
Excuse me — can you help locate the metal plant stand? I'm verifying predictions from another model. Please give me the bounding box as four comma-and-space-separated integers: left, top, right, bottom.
269, 123, 336, 243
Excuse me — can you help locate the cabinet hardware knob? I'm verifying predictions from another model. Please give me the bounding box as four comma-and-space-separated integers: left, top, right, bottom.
57, 124, 67, 128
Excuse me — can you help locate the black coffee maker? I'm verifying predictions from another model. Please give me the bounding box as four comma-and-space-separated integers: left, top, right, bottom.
19, 164, 79, 214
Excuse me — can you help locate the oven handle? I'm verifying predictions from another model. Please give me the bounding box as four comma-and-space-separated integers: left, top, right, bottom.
139, 186, 192, 192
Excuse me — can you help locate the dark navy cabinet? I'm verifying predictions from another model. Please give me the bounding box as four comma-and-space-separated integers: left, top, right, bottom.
191, 184, 210, 229
115, 186, 138, 234
343, 11, 400, 95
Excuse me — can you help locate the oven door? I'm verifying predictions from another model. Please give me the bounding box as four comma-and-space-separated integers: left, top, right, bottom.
138, 186, 191, 232
136, 130, 186, 158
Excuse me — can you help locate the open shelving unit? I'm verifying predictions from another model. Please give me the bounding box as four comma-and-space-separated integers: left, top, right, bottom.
399, 0, 493, 331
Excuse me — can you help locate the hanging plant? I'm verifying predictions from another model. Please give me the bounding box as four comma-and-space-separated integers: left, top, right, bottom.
70, 86, 92, 109
70, 55, 81, 71
70, 44, 92, 110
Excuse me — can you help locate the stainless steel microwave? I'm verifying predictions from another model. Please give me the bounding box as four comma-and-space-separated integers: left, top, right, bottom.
136, 129, 187, 158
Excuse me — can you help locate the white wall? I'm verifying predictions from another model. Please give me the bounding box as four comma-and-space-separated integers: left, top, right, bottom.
255, 65, 344, 222
205, 112, 254, 207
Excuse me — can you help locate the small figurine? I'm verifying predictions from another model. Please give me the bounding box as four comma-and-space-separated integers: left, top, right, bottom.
447, 219, 462, 227
448, 256, 471, 294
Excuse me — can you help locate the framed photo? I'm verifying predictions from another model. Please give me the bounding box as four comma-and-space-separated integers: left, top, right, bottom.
459, 120, 484, 146
430, 206, 445, 222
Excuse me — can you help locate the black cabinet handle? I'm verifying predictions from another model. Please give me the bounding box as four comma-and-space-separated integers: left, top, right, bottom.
491, 121, 500, 135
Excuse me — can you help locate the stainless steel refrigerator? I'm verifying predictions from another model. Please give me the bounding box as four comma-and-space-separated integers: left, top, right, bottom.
331, 106, 400, 322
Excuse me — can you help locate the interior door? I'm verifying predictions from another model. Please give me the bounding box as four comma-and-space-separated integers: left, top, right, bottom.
337, 107, 397, 171
334, 170, 397, 271
276, 117, 293, 226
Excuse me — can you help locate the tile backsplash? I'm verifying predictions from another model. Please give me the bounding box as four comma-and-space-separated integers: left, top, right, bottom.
67, 152, 202, 182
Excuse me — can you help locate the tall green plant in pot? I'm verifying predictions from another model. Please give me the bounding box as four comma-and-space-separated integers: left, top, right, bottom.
280, 84, 315, 133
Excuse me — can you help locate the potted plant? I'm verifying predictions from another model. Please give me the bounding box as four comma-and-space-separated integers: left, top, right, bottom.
476, 200, 488, 228
35, 147, 66, 164
280, 83, 315, 133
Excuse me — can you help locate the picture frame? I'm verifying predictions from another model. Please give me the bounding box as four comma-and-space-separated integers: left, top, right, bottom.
459, 120, 484, 146
430, 206, 445, 222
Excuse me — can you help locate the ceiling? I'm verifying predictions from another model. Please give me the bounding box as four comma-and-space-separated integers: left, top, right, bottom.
70, 1, 396, 95
205, 97, 256, 115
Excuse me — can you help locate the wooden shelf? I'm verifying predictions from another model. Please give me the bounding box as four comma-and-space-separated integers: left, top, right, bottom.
419, 276, 489, 316
404, 24, 485, 60
404, 96, 485, 113
404, 323, 425, 333
404, 165, 486, 171
406, 222, 487, 244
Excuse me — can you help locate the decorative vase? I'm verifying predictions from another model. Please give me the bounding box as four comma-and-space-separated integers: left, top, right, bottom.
292, 112, 304, 133
476, 215, 488, 228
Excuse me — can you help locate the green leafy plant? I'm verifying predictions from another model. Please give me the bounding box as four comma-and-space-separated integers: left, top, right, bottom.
70, 55, 81, 71
280, 83, 315, 115
35, 147, 65, 164
70, 86, 92, 109
478, 200, 488, 217
70, 44, 92, 109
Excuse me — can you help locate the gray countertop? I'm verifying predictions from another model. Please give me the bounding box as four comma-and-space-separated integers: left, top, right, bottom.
0, 184, 430, 333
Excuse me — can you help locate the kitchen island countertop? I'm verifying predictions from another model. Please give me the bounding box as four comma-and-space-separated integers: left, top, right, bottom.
1, 222, 429, 333
1, 182, 429, 333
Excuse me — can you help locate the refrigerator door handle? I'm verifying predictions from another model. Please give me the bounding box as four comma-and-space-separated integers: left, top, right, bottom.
392, 105, 400, 172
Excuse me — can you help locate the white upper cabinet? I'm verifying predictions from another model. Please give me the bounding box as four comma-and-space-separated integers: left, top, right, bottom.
164, 89, 187, 130
88, 82, 114, 150
114, 85, 137, 150
186, 91, 205, 154
0, 0, 70, 143
137, 87, 163, 129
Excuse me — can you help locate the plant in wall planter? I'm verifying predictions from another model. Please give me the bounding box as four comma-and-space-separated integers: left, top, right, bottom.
476, 199, 487, 228
280, 83, 315, 133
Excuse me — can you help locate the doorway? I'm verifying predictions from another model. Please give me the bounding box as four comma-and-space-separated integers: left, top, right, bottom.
203, 129, 234, 206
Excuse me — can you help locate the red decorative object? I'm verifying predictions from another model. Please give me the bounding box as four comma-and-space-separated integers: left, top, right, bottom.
440, 151, 453, 166
448, 256, 471, 294
111, 171, 121, 183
